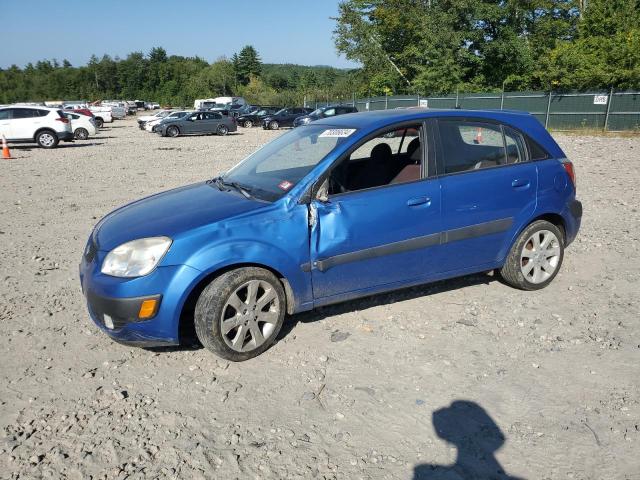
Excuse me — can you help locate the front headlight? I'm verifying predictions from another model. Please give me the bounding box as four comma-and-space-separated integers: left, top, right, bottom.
101, 237, 172, 278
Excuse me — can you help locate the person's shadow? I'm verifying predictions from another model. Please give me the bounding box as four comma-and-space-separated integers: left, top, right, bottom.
414, 401, 524, 480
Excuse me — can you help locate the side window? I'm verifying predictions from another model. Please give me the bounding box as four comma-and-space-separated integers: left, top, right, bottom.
0, 109, 9, 120
12, 109, 36, 119
35, 110, 49, 117
323, 108, 336, 117
526, 137, 549, 160
439, 120, 510, 174
328, 124, 424, 195
503, 127, 526, 164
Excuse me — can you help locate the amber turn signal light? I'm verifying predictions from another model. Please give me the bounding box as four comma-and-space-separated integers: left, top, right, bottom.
138, 299, 158, 319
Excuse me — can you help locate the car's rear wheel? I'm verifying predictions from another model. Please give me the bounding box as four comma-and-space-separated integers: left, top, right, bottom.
217, 124, 229, 136
94, 117, 104, 128
36, 130, 59, 148
269, 121, 279, 130
74, 128, 89, 140
166, 126, 180, 137
243, 120, 253, 128
195, 267, 286, 361
500, 220, 564, 290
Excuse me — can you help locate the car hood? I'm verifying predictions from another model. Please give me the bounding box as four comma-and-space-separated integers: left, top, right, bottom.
95, 182, 265, 251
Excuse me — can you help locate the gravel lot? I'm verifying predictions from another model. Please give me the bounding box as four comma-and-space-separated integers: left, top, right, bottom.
1, 117, 639, 479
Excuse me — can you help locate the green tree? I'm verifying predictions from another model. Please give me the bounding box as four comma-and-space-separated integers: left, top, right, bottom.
233, 45, 262, 85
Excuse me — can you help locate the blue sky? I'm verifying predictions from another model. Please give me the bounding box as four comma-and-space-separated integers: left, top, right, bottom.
1, 0, 357, 69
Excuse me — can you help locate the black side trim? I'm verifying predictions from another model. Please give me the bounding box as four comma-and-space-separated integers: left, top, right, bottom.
569, 200, 583, 219
316, 232, 440, 272
443, 218, 513, 244
314, 217, 513, 272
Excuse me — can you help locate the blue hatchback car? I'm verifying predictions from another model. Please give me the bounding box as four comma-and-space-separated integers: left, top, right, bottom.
80, 109, 582, 361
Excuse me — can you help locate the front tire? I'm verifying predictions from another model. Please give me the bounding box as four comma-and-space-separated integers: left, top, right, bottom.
500, 220, 564, 290
243, 120, 253, 128
36, 130, 59, 148
217, 124, 229, 136
269, 121, 279, 130
166, 126, 180, 137
195, 267, 286, 361
74, 127, 89, 140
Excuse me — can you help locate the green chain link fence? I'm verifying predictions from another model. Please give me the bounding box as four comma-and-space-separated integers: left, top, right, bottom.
305, 90, 640, 132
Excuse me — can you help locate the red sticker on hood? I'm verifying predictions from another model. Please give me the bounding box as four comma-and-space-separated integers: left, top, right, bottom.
278, 180, 293, 191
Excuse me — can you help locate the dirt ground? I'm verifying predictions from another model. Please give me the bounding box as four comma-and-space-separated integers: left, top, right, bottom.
0, 116, 639, 480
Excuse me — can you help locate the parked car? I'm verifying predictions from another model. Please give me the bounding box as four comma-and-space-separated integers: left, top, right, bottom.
63, 111, 97, 140
80, 109, 582, 361
194, 97, 247, 110
70, 108, 95, 119
137, 110, 171, 129
293, 105, 358, 127
261, 107, 313, 129
237, 106, 282, 128
100, 102, 127, 120
0, 106, 73, 148
156, 111, 237, 137
145, 111, 189, 132
89, 107, 113, 128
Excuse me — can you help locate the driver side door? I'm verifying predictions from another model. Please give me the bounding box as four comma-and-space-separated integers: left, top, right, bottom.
309, 121, 444, 302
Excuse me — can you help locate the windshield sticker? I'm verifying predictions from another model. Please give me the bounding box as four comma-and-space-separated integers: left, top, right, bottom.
278, 180, 294, 191
319, 128, 356, 138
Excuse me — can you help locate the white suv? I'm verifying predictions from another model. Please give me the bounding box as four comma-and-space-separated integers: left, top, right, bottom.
0, 106, 74, 148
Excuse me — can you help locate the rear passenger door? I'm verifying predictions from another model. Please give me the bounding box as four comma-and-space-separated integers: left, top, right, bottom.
436, 118, 537, 272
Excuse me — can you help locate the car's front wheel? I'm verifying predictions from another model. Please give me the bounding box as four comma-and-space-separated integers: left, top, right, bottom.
500, 220, 564, 290
243, 120, 253, 128
36, 130, 59, 148
74, 128, 89, 140
166, 126, 180, 137
217, 124, 229, 136
269, 121, 279, 130
195, 267, 286, 361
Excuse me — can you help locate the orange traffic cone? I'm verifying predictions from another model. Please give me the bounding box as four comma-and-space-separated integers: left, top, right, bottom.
2, 134, 13, 159
474, 127, 483, 144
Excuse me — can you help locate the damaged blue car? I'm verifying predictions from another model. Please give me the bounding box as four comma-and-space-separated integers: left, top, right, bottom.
80, 109, 582, 361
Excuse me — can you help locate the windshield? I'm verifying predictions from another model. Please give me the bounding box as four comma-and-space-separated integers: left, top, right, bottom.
274, 108, 287, 115
253, 110, 267, 116
309, 108, 323, 116
157, 111, 170, 118
222, 124, 357, 202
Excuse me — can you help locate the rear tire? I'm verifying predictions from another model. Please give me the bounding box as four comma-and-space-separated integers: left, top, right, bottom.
217, 124, 229, 136
94, 117, 104, 128
36, 130, 59, 148
166, 126, 180, 137
269, 121, 279, 130
195, 267, 286, 361
74, 128, 89, 140
243, 120, 253, 128
500, 220, 564, 290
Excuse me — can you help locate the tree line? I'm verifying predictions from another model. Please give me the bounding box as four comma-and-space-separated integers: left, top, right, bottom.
335, 0, 640, 94
1, 0, 638, 107
0, 45, 359, 107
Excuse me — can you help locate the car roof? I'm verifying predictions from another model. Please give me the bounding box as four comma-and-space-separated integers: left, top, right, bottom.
312, 108, 535, 129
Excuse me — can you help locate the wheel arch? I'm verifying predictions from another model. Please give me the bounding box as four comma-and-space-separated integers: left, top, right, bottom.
33, 127, 57, 141
527, 212, 566, 244
178, 262, 295, 344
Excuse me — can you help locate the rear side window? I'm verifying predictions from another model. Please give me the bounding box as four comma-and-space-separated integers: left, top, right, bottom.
527, 137, 549, 160
35, 110, 49, 117
438, 120, 527, 174
0, 109, 9, 120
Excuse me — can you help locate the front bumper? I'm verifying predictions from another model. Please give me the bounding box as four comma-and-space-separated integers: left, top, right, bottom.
80, 243, 202, 347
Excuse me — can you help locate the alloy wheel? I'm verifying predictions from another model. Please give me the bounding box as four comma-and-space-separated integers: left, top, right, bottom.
220, 280, 280, 352
520, 229, 561, 284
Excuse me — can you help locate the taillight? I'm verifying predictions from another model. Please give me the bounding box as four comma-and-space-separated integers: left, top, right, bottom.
56, 117, 70, 124
560, 158, 576, 188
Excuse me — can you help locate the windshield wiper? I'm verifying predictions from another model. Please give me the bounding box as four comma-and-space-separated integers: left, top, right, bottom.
209, 176, 253, 199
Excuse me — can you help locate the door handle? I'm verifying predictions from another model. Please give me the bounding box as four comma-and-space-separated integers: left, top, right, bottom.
407, 196, 431, 207
511, 178, 531, 189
